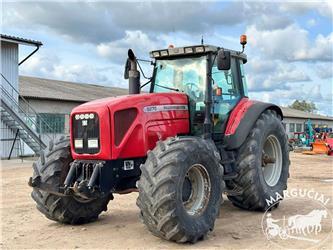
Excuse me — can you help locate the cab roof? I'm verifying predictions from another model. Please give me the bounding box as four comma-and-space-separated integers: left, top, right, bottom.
149, 44, 247, 63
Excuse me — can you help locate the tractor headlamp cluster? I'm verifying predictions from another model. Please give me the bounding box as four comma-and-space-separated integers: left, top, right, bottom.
74, 113, 95, 120
72, 112, 100, 153
150, 45, 206, 58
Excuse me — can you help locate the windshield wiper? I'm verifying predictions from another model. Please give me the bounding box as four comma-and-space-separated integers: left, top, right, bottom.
155, 83, 180, 92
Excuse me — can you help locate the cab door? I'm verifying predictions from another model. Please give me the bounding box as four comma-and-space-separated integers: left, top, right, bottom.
212, 57, 245, 135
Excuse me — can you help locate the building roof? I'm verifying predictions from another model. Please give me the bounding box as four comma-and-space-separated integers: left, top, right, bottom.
19, 76, 128, 102
280, 107, 333, 121
19, 75, 333, 121
1, 34, 42, 46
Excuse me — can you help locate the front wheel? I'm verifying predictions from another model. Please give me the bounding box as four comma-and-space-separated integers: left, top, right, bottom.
30, 136, 110, 224
226, 109, 290, 211
137, 136, 223, 243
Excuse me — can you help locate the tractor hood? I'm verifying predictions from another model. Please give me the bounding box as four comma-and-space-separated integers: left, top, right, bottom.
70, 93, 190, 160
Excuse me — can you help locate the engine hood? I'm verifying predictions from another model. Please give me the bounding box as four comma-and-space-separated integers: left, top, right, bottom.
70, 92, 190, 160
72, 92, 188, 113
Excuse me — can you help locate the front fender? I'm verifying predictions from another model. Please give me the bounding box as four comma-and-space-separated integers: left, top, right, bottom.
223, 98, 283, 150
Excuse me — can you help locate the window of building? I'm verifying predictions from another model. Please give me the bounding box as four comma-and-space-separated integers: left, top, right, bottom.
37, 113, 65, 134
289, 123, 295, 133
296, 123, 302, 132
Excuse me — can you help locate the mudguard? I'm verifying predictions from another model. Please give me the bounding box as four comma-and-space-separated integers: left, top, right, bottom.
223, 98, 283, 150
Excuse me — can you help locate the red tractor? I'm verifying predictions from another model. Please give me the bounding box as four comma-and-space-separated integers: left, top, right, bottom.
29, 36, 289, 243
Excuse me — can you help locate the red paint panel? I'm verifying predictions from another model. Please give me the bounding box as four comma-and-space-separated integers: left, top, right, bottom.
70, 93, 190, 160
225, 98, 255, 136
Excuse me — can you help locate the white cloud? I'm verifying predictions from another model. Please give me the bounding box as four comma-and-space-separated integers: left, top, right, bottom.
246, 58, 311, 92
250, 86, 332, 116
294, 33, 333, 61
307, 19, 317, 28
315, 63, 333, 79
279, 2, 333, 20
97, 30, 159, 63
246, 24, 333, 62
20, 53, 109, 84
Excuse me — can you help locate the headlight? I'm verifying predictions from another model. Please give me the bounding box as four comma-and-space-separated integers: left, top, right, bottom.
88, 138, 99, 148
152, 51, 160, 57
185, 47, 193, 53
160, 50, 168, 56
75, 113, 96, 119
74, 139, 83, 148
195, 46, 205, 53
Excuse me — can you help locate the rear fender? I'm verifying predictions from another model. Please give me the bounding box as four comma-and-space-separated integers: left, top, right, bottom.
224, 98, 283, 150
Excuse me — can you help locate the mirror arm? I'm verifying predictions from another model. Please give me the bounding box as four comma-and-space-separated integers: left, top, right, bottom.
136, 58, 155, 80
140, 78, 152, 89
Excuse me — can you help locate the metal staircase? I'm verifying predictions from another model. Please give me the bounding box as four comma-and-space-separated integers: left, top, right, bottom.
1, 73, 55, 157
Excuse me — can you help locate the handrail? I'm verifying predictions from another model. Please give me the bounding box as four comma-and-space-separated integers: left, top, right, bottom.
1, 84, 54, 142
1, 73, 46, 121
1, 74, 56, 141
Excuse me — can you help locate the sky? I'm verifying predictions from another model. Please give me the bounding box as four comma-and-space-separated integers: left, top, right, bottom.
1, 0, 333, 115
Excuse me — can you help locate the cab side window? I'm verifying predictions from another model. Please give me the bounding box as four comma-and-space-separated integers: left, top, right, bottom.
212, 57, 242, 133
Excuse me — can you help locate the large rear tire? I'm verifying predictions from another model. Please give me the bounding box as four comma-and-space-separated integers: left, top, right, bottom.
226, 109, 290, 211
30, 136, 110, 224
137, 136, 223, 243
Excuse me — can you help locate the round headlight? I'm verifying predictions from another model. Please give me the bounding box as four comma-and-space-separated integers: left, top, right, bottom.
79, 114, 84, 119
89, 113, 94, 119
75, 114, 80, 120
84, 114, 89, 119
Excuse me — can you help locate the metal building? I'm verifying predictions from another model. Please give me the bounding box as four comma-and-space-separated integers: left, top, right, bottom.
1, 34, 45, 159
282, 108, 333, 138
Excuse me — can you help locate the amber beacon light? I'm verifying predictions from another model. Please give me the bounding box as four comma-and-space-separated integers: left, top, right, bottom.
240, 34, 247, 52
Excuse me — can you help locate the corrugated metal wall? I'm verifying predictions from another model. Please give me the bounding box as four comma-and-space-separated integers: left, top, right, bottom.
1, 41, 20, 158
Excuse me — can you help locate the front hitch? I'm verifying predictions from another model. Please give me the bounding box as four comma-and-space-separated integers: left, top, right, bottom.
29, 160, 107, 200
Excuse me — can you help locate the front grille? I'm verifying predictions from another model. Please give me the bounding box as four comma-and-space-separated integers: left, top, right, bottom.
72, 113, 100, 154
114, 108, 137, 146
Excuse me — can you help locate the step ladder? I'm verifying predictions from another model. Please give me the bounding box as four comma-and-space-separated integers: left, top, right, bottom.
1, 73, 55, 158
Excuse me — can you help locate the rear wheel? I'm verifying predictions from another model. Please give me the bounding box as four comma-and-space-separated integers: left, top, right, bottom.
137, 136, 223, 243
30, 136, 110, 224
226, 109, 289, 211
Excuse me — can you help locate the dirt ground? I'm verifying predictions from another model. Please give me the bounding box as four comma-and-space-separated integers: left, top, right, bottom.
1, 153, 332, 249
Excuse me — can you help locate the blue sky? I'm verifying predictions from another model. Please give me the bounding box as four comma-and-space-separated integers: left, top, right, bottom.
2, 1, 332, 115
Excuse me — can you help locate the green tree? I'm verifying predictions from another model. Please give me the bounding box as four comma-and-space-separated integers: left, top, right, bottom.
289, 100, 317, 113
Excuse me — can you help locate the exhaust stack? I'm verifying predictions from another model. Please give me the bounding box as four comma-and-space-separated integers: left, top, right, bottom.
124, 49, 140, 94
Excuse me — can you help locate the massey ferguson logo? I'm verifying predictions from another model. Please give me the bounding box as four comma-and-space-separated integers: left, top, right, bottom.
143, 105, 188, 113
261, 188, 332, 249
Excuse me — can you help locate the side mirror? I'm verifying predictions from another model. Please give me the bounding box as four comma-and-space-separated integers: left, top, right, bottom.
217, 50, 231, 70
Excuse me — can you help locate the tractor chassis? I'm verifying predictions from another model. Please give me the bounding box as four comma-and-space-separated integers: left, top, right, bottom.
28, 143, 249, 199
29, 158, 145, 200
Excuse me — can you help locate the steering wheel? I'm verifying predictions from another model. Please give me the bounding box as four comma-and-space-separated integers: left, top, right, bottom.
184, 82, 203, 102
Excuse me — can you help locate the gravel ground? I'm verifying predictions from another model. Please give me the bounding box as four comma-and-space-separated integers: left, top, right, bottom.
1, 152, 332, 249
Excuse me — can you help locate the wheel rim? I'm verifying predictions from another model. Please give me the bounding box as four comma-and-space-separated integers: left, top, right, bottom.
182, 164, 211, 216
262, 135, 282, 187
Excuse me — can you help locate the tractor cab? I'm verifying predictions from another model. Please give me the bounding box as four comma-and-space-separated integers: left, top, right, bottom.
148, 44, 248, 136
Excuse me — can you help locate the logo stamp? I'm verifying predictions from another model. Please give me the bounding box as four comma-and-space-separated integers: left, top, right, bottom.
261, 188, 332, 249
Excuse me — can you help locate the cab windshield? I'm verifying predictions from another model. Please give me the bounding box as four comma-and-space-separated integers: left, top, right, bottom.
152, 56, 206, 106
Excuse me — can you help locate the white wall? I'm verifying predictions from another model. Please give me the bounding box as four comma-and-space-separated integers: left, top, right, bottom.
19, 98, 83, 156
1, 41, 19, 158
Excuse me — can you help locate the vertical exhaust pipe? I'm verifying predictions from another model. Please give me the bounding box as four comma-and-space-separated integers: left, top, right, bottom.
124, 49, 140, 94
